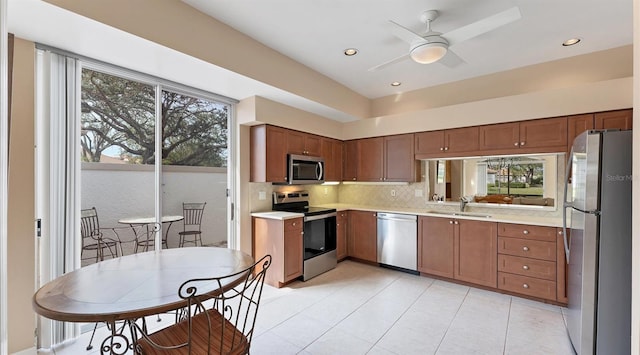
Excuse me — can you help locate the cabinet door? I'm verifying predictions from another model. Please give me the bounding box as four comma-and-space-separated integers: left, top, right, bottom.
519, 117, 567, 151
418, 216, 454, 278
264, 126, 288, 183
445, 127, 479, 155
384, 134, 416, 182
567, 114, 594, 150
305, 134, 323, 157
595, 109, 633, 131
287, 130, 306, 155
336, 211, 348, 261
283, 218, 303, 281
415, 130, 445, 156
343, 140, 358, 181
454, 220, 497, 288
322, 138, 343, 182
478, 122, 520, 151
357, 137, 384, 181
348, 210, 377, 262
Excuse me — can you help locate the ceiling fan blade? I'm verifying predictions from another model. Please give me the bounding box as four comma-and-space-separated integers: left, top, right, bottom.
444, 6, 521, 46
387, 20, 424, 44
368, 53, 410, 72
438, 49, 465, 68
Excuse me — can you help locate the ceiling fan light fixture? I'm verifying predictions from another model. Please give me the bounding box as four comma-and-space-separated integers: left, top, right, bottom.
562, 38, 581, 46
410, 42, 448, 64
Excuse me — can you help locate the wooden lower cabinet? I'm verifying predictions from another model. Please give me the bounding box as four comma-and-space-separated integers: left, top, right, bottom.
496, 223, 565, 303
418, 216, 454, 278
336, 211, 348, 261
454, 220, 497, 288
418, 216, 497, 288
348, 210, 377, 262
252, 217, 303, 288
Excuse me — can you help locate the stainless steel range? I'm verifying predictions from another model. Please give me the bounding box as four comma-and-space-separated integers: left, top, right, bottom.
272, 191, 337, 280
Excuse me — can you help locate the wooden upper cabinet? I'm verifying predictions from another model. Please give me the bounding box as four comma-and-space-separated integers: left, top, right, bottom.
415, 130, 445, 156
568, 114, 594, 150
288, 130, 322, 156
322, 138, 343, 182
478, 122, 520, 152
384, 134, 417, 182
595, 109, 633, 131
343, 140, 358, 181
250, 125, 288, 183
415, 127, 479, 159
479, 117, 567, 154
357, 137, 384, 181
519, 117, 567, 151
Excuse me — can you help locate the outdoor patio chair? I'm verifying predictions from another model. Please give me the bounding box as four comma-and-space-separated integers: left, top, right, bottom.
134, 254, 272, 354
178, 202, 206, 247
80, 207, 123, 263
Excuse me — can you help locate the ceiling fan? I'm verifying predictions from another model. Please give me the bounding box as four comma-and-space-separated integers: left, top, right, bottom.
369, 7, 522, 71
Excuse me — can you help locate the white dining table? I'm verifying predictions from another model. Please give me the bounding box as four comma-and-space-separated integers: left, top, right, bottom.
118, 215, 184, 252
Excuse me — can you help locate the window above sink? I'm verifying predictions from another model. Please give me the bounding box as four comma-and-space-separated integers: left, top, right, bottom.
423, 153, 564, 212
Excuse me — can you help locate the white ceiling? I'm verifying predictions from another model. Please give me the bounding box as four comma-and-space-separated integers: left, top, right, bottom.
183, 0, 633, 99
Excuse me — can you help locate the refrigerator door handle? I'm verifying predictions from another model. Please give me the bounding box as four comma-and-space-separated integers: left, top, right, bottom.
562, 147, 575, 263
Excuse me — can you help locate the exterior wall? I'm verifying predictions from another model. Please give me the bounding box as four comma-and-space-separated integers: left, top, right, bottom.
81, 165, 227, 247
7, 37, 35, 353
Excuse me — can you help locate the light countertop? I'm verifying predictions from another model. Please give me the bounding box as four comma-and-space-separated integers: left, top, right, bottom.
251, 204, 564, 227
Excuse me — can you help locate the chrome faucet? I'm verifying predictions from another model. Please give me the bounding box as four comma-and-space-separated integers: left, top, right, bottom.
460, 196, 470, 212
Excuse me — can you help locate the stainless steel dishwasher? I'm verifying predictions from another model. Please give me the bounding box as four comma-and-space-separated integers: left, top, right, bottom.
376, 213, 417, 271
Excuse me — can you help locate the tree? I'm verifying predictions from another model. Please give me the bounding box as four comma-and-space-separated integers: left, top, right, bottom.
81, 69, 228, 167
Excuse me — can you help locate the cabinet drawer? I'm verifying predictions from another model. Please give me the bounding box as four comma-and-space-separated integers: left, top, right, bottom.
497, 223, 556, 242
285, 218, 303, 231
498, 272, 556, 301
498, 237, 556, 261
498, 254, 556, 281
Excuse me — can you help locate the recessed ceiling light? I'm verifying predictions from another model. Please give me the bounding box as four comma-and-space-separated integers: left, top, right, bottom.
391, 81, 401, 87
344, 48, 358, 56
562, 38, 581, 46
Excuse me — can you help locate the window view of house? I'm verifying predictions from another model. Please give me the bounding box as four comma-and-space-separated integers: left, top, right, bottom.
482, 157, 544, 197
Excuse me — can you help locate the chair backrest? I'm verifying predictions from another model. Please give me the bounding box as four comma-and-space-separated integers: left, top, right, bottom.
135, 254, 271, 354
80, 207, 100, 240
183, 202, 206, 229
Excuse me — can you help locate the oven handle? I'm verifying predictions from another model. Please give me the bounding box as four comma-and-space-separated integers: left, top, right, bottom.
303, 212, 337, 222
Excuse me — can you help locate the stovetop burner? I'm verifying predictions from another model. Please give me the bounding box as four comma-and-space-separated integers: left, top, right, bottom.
272, 190, 336, 216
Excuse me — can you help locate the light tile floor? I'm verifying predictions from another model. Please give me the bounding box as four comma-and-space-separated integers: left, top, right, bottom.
44, 260, 575, 355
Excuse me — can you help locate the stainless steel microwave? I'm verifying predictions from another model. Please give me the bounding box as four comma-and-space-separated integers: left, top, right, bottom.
288, 154, 324, 184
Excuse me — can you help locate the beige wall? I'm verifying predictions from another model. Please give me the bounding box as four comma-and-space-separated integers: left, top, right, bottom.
43, 0, 371, 120
7, 37, 35, 353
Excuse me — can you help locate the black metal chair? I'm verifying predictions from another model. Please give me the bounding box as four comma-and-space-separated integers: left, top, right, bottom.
80, 207, 122, 263
134, 254, 271, 355
178, 202, 206, 247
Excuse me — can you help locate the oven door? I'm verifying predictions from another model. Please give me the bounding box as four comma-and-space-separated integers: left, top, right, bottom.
303, 213, 336, 260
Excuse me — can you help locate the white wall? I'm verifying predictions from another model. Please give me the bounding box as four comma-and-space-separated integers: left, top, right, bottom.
81, 165, 227, 247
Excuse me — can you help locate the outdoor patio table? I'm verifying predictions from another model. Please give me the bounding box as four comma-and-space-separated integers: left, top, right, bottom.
118, 215, 184, 252
32, 247, 254, 354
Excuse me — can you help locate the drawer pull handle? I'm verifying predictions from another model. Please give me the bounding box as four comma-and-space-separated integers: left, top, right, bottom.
522, 265, 529, 270
523, 230, 529, 235
523, 283, 529, 289
450, 221, 454, 224
523, 246, 529, 251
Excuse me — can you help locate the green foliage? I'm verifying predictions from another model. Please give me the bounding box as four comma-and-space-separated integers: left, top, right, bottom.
81, 69, 228, 167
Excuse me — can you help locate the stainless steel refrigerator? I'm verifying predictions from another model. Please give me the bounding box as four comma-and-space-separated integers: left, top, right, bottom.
563, 130, 632, 355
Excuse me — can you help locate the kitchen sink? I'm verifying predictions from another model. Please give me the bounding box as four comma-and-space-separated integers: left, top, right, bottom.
426, 210, 492, 218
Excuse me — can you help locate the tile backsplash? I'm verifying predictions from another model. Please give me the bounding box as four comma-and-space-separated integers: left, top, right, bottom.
249, 159, 564, 219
